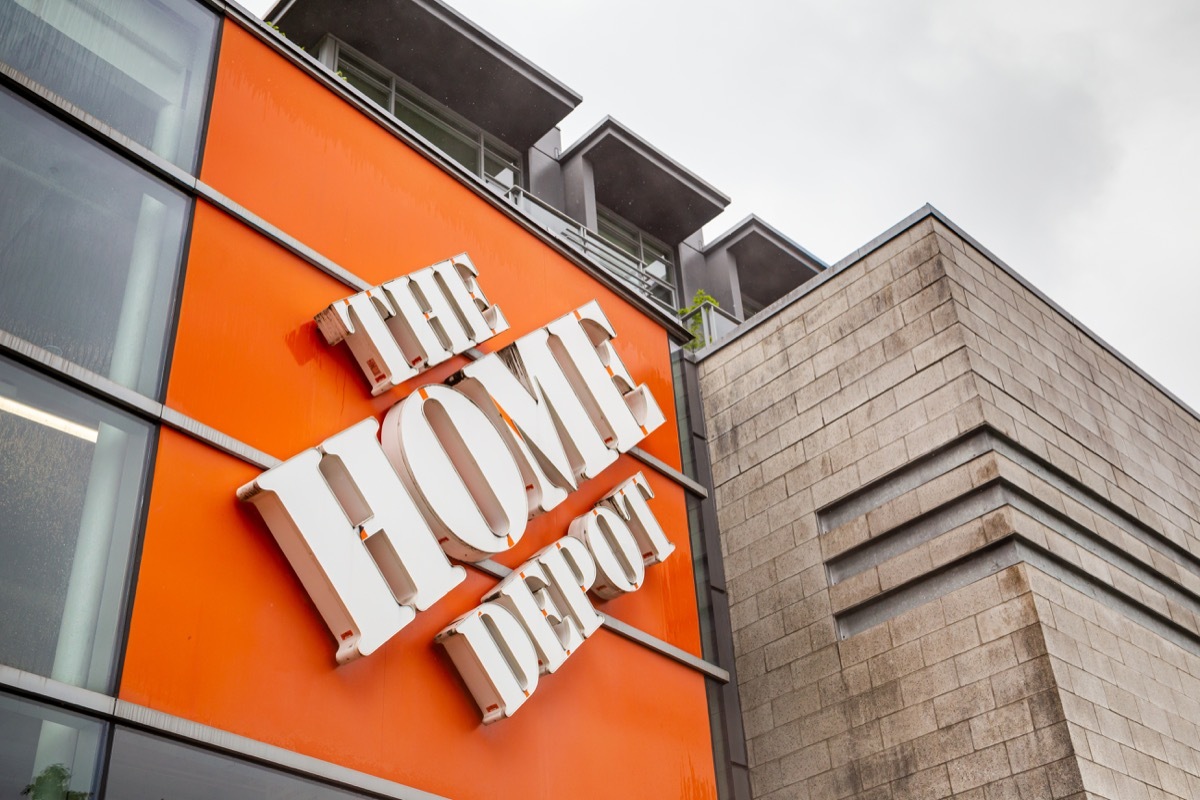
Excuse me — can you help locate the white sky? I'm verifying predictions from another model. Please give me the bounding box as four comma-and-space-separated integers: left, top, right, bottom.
248, 0, 1200, 412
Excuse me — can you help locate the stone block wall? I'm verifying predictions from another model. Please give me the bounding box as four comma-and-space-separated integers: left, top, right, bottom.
697, 210, 1200, 799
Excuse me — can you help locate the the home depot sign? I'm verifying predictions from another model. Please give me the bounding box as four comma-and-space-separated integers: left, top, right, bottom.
238, 255, 677, 724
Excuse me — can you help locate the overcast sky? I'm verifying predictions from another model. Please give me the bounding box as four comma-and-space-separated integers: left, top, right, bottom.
251, 0, 1200, 412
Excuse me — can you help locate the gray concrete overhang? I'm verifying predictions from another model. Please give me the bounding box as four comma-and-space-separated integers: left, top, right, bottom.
706, 215, 827, 308
561, 117, 730, 245
268, 0, 581, 151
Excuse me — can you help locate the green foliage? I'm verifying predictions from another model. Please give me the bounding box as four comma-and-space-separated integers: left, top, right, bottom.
679, 289, 719, 351
21, 764, 91, 800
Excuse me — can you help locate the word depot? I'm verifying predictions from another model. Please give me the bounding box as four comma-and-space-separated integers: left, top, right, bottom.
238, 254, 677, 723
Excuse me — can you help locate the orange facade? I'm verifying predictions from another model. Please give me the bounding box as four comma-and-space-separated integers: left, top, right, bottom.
119, 21, 716, 800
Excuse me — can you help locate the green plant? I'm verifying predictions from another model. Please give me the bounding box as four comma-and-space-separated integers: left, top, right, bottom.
679, 289, 719, 351
21, 764, 91, 800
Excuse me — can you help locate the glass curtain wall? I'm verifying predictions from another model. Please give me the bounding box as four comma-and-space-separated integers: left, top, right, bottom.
0, 87, 190, 397
0, 357, 154, 693
0, 693, 391, 799
0, 0, 218, 171
105, 729, 369, 800
0, 695, 104, 800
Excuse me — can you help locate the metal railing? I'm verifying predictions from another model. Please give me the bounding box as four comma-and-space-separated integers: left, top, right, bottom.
493, 184, 678, 312
679, 301, 741, 350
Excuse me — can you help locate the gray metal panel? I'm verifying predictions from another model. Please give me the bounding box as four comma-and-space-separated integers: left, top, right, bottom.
598, 614, 729, 682
0, 330, 165, 419
0, 664, 118, 716
681, 234, 739, 317
703, 213, 828, 268
160, 408, 282, 470
628, 446, 709, 498
527, 128, 567, 212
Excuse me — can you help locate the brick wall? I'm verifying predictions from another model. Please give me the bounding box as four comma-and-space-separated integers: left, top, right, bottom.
698, 210, 1200, 799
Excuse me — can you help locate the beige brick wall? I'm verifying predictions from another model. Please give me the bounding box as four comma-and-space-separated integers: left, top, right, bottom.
699, 212, 1200, 799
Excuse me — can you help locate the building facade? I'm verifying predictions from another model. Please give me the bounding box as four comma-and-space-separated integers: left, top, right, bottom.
0, 0, 757, 797
2, 1, 1198, 800
697, 209, 1200, 799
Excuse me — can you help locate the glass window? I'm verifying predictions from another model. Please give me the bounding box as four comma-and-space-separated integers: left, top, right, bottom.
596, 206, 678, 309
328, 38, 523, 188
0, 0, 219, 171
337, 50, 391, 111
0, 356, 154, 692
0, 693, 104, 800
596, 211, 641, 263
0, 86, 189, 397
392, 98, 481, 174
105, 728, 368, 800
483, 147, 519, 189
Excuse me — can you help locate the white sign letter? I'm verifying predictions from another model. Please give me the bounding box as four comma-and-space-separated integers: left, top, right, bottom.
436, 603, 539, 724
569, 507, 646, 599
237, 419, 466, 662
381, 385, 528, 561
483, 561, 580, 674
453, 351, 576, 517
600, 472, 676, 565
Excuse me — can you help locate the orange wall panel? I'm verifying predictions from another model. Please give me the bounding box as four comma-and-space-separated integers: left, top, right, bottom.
121, 430, 716, 800
169, 200, 701, 651
197, 22, 683, 468
124, 17, 719, 799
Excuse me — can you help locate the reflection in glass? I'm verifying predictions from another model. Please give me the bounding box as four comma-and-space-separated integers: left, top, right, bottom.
339, 52, 390, 110
0, 0, 219, 171
596, 206, 679, 308
106, 728, 367, 800
0, 693, 103, 800
0, 357, 153, 692
0, 87, 188, 397
328, 37, 524, 187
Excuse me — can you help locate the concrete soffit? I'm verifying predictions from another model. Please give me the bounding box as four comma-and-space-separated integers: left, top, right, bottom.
560, 116, 731, 244
704, 214, 828, 312
703, 213, 829, 271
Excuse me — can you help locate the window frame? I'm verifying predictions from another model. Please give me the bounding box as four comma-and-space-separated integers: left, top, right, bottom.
596, 205, 679, 307
321, 36, 524, 190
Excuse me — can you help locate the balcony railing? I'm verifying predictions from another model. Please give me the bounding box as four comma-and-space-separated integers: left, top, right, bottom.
679, 300, 741, 351
493, 184, 678, 312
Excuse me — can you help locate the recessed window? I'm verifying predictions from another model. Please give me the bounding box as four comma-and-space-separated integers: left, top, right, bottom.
0, 86, 189, 397
326, 37, 523, 190
0, 0, 219, 171
596, 206, 678, 308
0, 356, 154, 692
